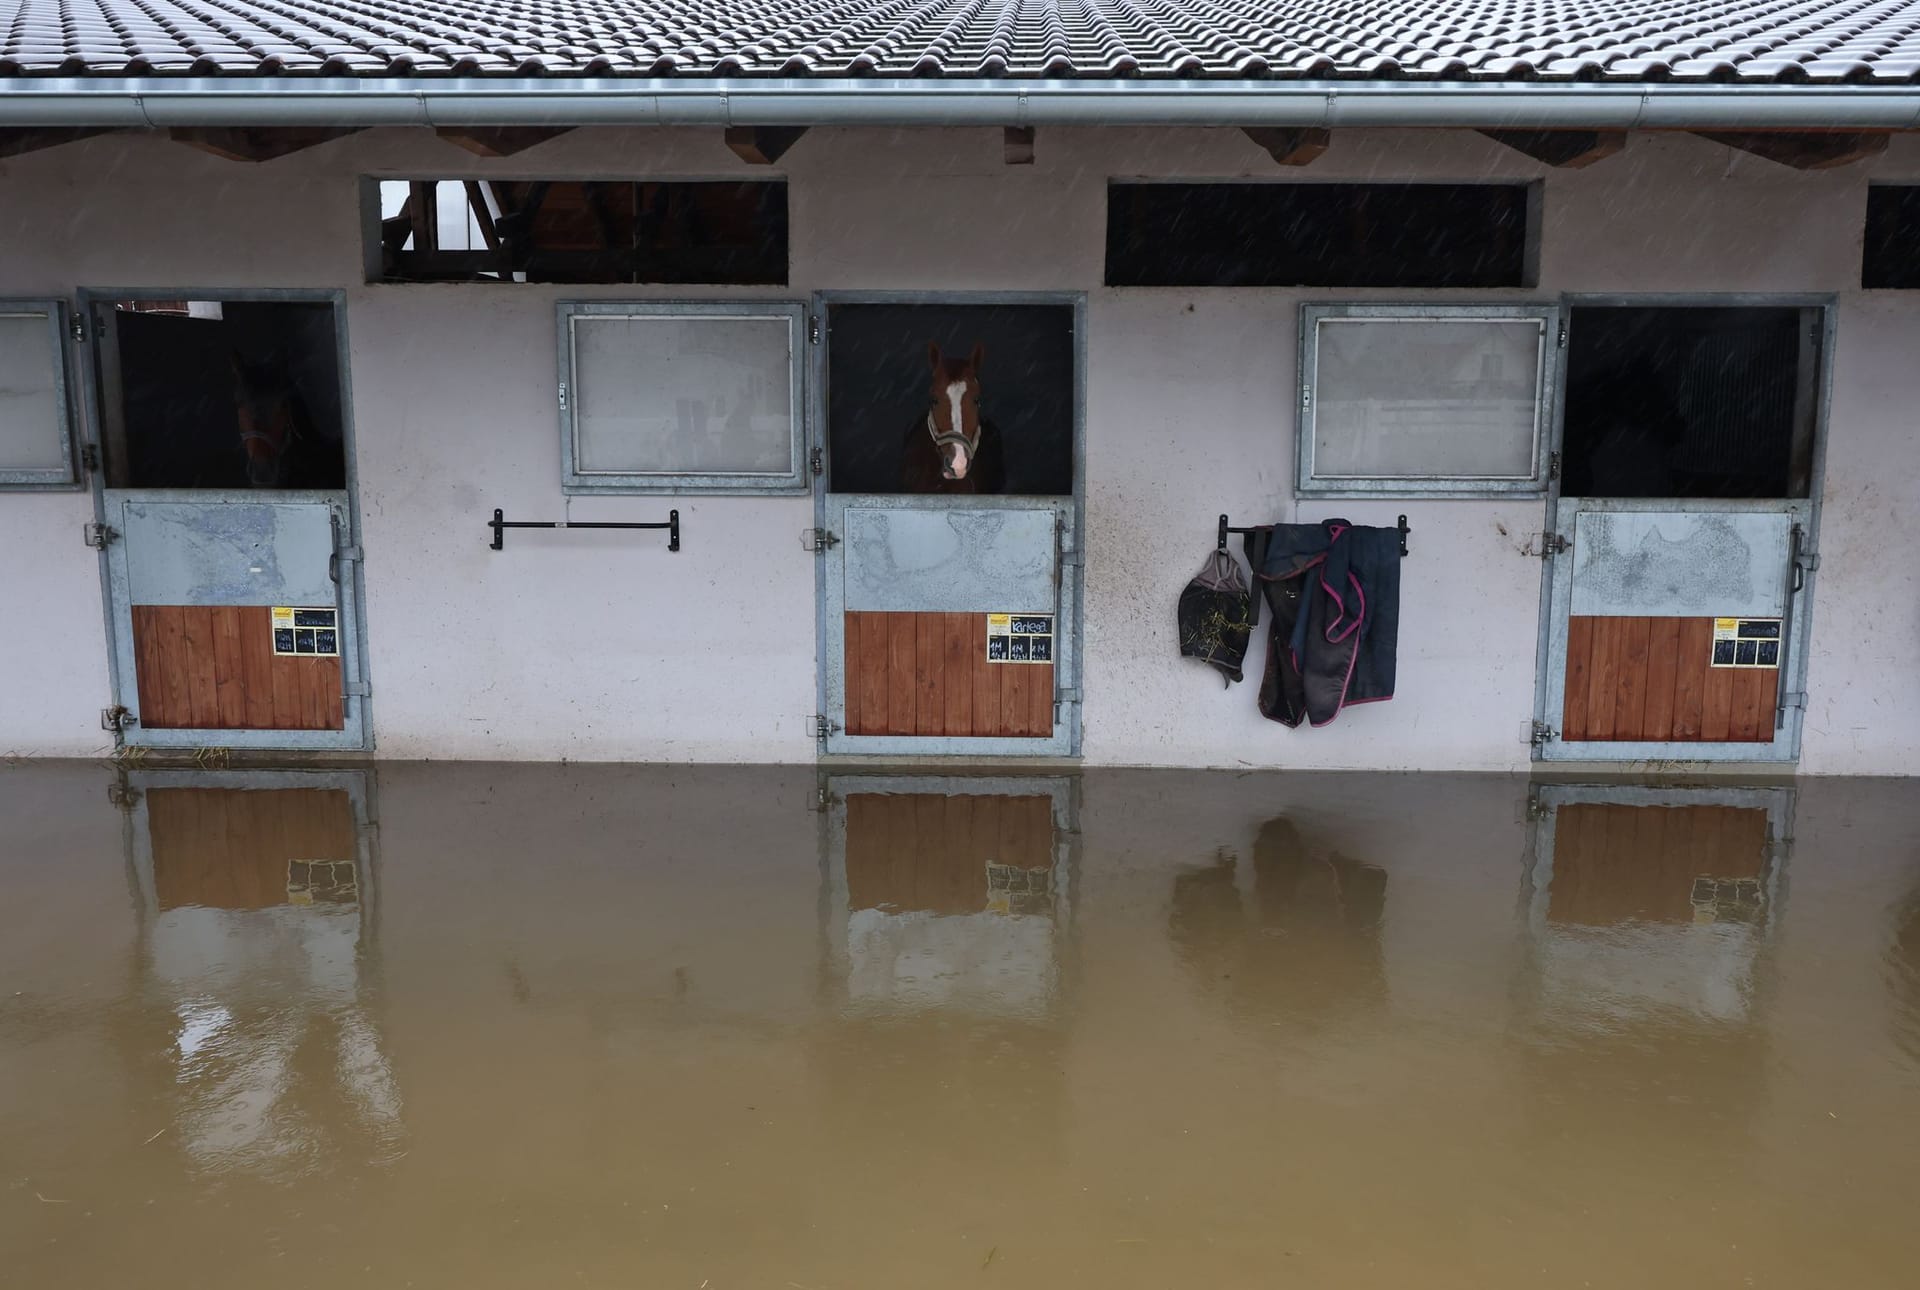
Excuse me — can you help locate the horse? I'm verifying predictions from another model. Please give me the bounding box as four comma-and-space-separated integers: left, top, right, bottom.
900, 341, 1006, 494
231, 350, 320, 489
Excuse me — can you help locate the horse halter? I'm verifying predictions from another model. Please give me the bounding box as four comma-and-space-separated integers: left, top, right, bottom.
926, 409, 979, 465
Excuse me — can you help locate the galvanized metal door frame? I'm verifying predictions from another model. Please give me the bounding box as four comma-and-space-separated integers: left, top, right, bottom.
808, 290, 1087, 758
99, 489, 368, 749
1530, 294, 1835, 766
815, 772, 1082, 1015
1538, 496, 1815, 764
75, 288, 374, 753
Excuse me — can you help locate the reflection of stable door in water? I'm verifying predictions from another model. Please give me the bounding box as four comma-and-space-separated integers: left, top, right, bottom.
841, 791, 1060, 1019
142, 785, 401, 1171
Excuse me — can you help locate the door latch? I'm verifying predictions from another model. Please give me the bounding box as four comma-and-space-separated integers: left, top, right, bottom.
1529, 720, 1557, 747
801, 528, 839, 552
84, 522, 118, 548
100, 705, 137, 731
1533, 532, 1570, 558
811, 715, 839, 741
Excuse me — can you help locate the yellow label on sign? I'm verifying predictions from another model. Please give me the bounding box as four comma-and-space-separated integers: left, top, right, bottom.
987, 614, 1011, 631
272, 606, 295, 626
1714, 618, 1738, 632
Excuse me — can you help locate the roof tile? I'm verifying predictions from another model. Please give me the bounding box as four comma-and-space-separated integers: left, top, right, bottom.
5, 0, 1920, 82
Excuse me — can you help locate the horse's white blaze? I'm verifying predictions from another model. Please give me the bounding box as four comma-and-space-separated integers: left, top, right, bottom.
945, 381, 969, 478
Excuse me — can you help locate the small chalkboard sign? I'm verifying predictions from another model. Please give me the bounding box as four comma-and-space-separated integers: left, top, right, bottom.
985, 612, 1054, 665
272, 606, 341, 657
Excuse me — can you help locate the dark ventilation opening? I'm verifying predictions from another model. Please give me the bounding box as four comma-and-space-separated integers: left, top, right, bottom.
1863, 185, 1920, 288
826, 303, 1075, 497
1560, 307, 1818, 500
1105, 182, 1536, 288
99, 300, 348, 491
370, 180, 788, 284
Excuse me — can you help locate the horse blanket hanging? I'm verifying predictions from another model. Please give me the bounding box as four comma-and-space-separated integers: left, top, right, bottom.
1243, 521, 1402, 728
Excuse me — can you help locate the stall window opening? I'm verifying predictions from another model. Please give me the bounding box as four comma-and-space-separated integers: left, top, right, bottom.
1296, 304, 1560, 498
558, 301, 808, 495
370, 180, 788, 285
1105, 182, 1537, 288
1560, 306, 1818, 500
1863, 186, 1920, 289
0, 301, 80, 490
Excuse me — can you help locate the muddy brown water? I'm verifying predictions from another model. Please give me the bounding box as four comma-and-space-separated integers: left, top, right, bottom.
3, 763, 1918, 1289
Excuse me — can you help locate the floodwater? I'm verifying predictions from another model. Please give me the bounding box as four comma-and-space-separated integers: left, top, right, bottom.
4, 763, 1918, 1289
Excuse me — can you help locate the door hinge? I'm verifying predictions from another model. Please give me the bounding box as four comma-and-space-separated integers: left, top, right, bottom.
1557, 323, 1568, 348
1529, 720, 1557, 747
71, 314, 88, 342
1053, 686, 1081, 720
557, 382, 569, 412
344, 681, 371, 698
1778, 691, 1807, 712
812, 714, 839, 741
100, 705, 136, 731
1547, 450, 1561, 482
809, 446, 824, 478
801, 527, 839, 552
808, 316, 822, 345
84, 521, 118, 548
80, 443, 100, 473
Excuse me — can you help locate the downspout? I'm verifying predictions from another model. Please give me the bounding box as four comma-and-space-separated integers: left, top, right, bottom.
3, 79, 1920, 130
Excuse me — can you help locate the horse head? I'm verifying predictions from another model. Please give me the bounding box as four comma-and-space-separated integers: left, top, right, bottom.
231, 351, 303, 489
925, 341, 986, 482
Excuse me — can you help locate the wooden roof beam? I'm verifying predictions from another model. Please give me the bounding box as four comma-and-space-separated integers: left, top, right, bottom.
1694, 130, 1889, 170
725, 125, 808, 165
168, 126, 363, 163
1241, 127, 1331, 167
1479, 128, 1626, 169
434, 126, 577, 157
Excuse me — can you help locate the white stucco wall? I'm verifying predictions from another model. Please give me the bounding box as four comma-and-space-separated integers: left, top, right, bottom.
1, 123, 1917, 769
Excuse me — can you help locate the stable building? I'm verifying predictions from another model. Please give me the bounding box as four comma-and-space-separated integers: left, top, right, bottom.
3, 0, 1919, 773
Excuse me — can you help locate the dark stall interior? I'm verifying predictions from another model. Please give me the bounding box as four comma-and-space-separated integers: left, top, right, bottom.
1561, 306, 1816, 500
104, 300, 348, 491
827, 303, 1075, 496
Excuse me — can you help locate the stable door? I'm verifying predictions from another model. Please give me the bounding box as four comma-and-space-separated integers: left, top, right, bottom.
87, 296, 369, 750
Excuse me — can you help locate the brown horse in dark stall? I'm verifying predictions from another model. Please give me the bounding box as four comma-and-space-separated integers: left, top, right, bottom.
900, 341, 1006, 494
231, 351, 319, 489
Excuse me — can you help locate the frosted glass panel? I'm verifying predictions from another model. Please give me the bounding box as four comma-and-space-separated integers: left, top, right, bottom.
1311, 317, 1543, 480
573, 314, 794, 475
0, 311, 63, 471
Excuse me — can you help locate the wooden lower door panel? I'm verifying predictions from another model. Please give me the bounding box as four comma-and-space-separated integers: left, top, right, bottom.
132, 605, 343, 731
844, 611, 1053, 738
1563, 615, 1776, 743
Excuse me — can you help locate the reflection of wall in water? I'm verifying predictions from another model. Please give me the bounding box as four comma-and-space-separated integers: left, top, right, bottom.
1168, 817, 1389, 1030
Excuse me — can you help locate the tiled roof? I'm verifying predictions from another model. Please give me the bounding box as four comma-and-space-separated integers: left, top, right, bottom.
4, 0, 1920, 82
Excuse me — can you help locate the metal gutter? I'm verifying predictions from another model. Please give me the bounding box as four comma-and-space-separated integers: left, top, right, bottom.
3, 77, 1920, 130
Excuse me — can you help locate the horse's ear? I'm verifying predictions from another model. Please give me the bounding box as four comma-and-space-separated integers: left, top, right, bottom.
968, 342, 986, 375
927, 341, 943, 371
